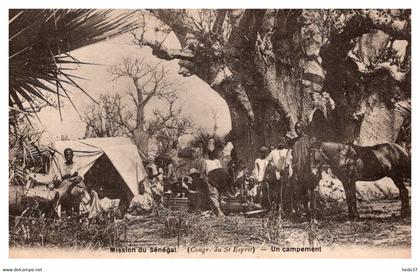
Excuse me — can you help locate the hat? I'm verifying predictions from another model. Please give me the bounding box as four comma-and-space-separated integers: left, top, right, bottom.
185, 176, 193, 184
189, 168, 199, 175
259, 145, 269, 153
285, 131, 297, 139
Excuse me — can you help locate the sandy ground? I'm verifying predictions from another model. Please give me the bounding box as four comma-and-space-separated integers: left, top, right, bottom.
121, 199, 411, 250
9, 198, 410, 258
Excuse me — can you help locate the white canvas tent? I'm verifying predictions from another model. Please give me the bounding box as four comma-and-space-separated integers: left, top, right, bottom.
50, 137, 151, 199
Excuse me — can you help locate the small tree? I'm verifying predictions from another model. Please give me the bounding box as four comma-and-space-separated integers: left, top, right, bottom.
147, 94, 194, 157
83, 93, 127, 138
83, 57, 194, 157
107, 57, 178, 153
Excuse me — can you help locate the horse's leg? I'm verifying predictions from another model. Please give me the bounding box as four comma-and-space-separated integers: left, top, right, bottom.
298, 182, 307, 216
276, 180, 283, 217
312, 190, 318, 224
274, 180, 280, 215
342, 179, 359, 220
290, 176, 298, 215
74, 200, 80, 215
269, 181, 276, 214
307, 188, 318, 224
288, 178, 294, 214
283, 177, 292, 216
392, 175, 410, 217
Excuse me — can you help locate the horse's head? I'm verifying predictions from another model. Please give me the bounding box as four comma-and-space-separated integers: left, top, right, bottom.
309, 142, 329, 179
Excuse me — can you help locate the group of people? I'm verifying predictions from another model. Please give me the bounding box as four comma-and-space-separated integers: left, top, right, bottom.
143, 120, 318, 218
238, 120, 317, 216
42, 118, 319, 219
229, 120, 319, 218
145, 138, 235, 216
49, 119, 318, 219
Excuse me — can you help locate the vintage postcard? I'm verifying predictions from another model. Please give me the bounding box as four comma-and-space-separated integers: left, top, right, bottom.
7, 8, 411, 262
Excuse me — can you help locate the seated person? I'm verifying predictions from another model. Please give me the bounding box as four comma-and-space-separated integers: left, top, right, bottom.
49, 148, 88, 213
183, 176, 196, 192
128, 181, 154, 215
50, 148, 83, 188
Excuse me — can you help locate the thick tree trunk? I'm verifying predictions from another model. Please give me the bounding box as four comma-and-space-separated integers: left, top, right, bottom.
228, 96, 290, 168
143, 9, 410, 163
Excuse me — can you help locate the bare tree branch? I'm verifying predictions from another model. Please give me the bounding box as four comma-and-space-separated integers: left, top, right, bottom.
84, 56, 194, 157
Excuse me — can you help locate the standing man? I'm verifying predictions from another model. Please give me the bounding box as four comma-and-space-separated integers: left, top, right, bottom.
156, 156, 176, 193
166, 159, 177, 187
147, 160, 163, 206
200, 137, 236, 216
266, 137, 290, 211
291, 121, 318, 220
227, 147, 245, 193
282, 133, 295, 215
266, 138, 289, 180
203, 138, 226, 216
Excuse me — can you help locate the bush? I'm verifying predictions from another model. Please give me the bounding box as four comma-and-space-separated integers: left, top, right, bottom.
9, 204, 124, 249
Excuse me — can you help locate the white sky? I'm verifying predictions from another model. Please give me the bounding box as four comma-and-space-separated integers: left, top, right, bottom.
35, 32, 231, 144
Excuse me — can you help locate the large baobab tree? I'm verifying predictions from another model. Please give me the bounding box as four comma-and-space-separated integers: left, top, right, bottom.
133, 9, 411, 166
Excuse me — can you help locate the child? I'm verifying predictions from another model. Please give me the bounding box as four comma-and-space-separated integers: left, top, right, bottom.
253, 146, 269, 208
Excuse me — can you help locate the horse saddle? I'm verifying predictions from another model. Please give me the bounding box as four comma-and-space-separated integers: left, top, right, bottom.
349, 144, 382, 176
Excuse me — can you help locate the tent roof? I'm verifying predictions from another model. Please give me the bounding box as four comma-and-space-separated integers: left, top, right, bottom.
51, 137, 148, 195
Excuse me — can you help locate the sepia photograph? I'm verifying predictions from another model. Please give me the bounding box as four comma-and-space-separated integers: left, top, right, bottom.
6, 7, 412, 263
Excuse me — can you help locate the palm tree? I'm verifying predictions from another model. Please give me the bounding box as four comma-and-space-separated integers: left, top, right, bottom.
9, 9, 137, 115
9, 9, 137, 184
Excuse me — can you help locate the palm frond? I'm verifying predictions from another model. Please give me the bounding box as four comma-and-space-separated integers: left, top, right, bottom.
189, 130, 225, 157
9, 9, 138, 113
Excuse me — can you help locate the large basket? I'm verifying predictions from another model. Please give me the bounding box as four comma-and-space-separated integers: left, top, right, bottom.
164, 197, 189, 211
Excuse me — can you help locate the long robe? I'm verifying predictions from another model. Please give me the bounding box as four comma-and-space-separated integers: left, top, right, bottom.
291, 135, 316, 183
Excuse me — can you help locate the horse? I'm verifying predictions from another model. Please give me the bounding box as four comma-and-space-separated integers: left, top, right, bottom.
310, 141, 410, 220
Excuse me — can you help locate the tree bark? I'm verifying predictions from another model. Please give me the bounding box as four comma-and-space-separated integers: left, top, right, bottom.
142, 9, 410, 166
